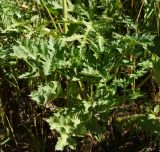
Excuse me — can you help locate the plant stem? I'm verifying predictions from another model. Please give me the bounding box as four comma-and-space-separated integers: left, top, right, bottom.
90, 83, 93, 99
136, 72, 152, 89
132, 57, 136, 91
63, 0, 68, 34
41, 0, 58, 32
131, 0, 134, 16
129, 55, 135, 91
136, 0, 144, 24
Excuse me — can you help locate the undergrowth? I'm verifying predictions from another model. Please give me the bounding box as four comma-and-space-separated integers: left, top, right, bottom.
1, 0, 160, 151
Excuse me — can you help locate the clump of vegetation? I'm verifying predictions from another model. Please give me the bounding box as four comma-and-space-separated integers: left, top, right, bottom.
1, 0, 160, 151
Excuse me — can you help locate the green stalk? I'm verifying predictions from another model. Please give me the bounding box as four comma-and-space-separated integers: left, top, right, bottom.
41, 0, 58, 32
63, 0, 68, 33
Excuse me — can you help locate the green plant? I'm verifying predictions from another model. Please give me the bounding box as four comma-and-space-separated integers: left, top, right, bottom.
1, 0, 160, 151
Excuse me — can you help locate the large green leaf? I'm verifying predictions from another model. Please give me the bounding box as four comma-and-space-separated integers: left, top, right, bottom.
30, 81, 62, 105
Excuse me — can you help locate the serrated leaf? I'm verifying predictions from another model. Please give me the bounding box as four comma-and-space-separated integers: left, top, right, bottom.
62, 34, 84, 42
46, 108, 82, 150
55, 135, 76, 151
30, 81, 62, 105
81, 66, 101, 77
